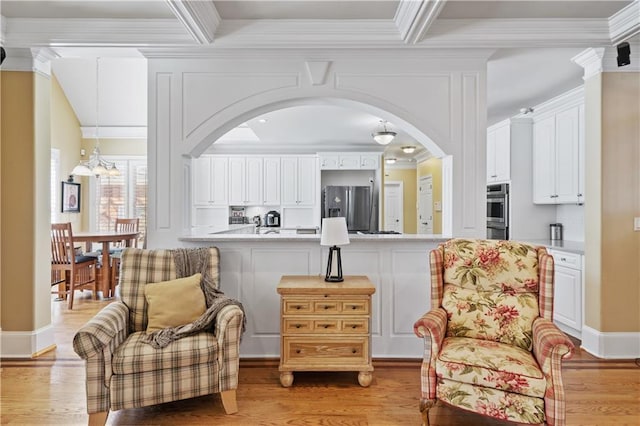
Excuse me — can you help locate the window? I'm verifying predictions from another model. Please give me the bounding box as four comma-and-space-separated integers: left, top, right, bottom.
51, 149, 60, 223
90, 156, 147, 246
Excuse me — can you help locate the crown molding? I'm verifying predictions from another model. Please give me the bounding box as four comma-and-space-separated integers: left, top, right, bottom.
384, 160, 417, 170
572, 47, 606, 80
609, 1, 640, 45
0, 47, 58, 75
1, 15, 6, 45
81, 126, 147, 139
140, 46, 495, 61
415, 151, 433, 163
165, 0, 221, 45
422, 18, 611, 48
4, 18, 194, 48
396, 0, 447, 44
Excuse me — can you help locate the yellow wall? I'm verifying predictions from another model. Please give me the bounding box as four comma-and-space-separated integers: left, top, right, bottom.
384, 168, 417, 234
51, 73, 83, 229
1, 71, 50, 331
417, 157, 443, 234
584, 72, 640, 333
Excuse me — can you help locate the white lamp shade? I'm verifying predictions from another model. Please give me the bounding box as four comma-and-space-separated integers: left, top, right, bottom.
373, 131, 396, 145
71, 163, 93, 176
320, 217, 350, 246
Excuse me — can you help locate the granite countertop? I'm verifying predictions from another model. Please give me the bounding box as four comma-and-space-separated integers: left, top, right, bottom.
516, 239, 584, 255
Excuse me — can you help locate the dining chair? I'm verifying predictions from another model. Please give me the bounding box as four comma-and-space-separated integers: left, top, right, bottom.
109, 218, 140, 296
51, 223, 99, 309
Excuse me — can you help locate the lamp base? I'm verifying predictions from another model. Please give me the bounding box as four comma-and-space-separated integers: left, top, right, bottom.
324, 246, 344, 282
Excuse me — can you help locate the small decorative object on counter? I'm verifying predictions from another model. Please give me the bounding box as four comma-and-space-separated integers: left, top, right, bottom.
550, 223, 563, 241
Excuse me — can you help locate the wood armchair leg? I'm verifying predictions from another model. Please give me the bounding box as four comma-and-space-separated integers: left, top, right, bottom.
419, 399, 435, 426
88, 411, 108, 426
220, 389, 238, 414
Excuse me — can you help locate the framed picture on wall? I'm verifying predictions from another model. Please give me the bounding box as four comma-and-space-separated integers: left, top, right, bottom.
61, 181, 81, 213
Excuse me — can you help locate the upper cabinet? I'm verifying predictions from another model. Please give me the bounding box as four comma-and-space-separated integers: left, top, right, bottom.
319, 153, 380, 170
281, 156, 317, 206
486, 122, 511, 183
193, 156, 228, 206
532, 88, 584, 205
228, 157, 264, 206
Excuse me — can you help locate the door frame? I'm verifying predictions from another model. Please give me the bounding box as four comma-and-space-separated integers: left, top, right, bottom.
383, 181, 403, 233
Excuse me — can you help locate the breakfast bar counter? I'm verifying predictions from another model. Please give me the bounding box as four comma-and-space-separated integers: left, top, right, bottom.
178, 231, 448, 359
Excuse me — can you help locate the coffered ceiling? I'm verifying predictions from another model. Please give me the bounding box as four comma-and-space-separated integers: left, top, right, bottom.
1, 0, 637, 162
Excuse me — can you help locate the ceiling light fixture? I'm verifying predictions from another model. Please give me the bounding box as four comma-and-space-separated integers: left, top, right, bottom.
385, 157, 397, 164
258, 118, 267, 123
401, 146, 416, 154
372, 120, 396, 145
519, 107, 534, 115
72, 58, 120, 177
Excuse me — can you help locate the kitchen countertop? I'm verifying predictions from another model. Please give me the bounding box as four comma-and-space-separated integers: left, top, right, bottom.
515, 239, 584, 255
180, 230, 448, 243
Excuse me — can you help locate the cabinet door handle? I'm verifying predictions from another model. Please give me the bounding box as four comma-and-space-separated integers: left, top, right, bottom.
577, 193, 583, 197
560, 257, 567, 262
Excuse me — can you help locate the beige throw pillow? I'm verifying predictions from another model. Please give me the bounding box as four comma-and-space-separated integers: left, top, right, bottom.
144, 273, 206, 333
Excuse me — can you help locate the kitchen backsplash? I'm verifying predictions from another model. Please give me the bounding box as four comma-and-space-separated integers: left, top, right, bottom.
556, 204, 584, 242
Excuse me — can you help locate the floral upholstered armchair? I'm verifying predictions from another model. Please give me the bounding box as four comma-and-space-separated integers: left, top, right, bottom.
73, 248, 244, 425
414, 239, 574, 426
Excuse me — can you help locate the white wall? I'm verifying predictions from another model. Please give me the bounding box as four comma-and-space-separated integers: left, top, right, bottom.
144, 49, 491, 247
556, 204, 585, 242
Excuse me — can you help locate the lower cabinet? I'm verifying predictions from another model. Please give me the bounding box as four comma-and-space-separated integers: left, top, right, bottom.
549, 249, 583, 339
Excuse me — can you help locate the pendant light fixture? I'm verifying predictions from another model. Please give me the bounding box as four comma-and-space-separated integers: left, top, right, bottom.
372, 120, 396, 145
71, 57, 120, 177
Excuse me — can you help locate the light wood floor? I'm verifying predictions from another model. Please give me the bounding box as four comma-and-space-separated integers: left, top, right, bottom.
1, 293, 639, 425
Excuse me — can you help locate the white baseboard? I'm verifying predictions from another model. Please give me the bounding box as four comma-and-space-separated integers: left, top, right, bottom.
0, 325, 56, 358
581, 326, 640, 359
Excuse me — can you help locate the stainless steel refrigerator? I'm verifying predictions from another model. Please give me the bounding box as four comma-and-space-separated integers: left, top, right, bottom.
322, 186, 372, 232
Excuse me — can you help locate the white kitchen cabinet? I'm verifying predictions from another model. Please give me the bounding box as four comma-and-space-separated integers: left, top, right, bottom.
533, 99, 584, 204
228, 156, 264, 205
193, 156, 228, 206
319, 152, 380, 170
486, 123, 510, 183
263, 157, 281, 205
549, 249, 582, 339
281, 156, 317, 206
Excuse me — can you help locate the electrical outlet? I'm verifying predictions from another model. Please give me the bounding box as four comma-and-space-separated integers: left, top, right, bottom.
634, 217, 640, 231
434, 201, 442, 212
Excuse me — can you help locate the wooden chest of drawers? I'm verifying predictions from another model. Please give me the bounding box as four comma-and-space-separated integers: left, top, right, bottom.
277, 275, 375, 387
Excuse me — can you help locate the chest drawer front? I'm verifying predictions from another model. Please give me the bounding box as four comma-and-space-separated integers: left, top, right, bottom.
313, 301, 340, 313
283, 319, 313, 333
282, 336, 368, 366
283, 300, 313, 314
341, 300, 369, 314
313, 319, 340, 332
341, 318, 369, 333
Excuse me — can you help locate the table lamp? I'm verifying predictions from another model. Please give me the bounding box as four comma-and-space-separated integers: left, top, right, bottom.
320, 217, 350, 282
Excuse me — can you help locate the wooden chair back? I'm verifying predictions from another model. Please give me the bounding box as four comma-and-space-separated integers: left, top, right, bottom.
51, 222, 75, 264
114, 218, 140, 248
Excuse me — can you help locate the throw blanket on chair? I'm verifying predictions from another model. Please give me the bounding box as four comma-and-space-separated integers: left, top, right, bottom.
142, 247, 246, 348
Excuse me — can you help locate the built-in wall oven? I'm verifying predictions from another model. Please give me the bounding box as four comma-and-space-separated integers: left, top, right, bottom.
487, 183, 509, 240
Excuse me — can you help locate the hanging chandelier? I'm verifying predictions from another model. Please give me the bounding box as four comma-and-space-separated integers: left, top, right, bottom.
372, 120, 397, 145
71, 57, 120, 177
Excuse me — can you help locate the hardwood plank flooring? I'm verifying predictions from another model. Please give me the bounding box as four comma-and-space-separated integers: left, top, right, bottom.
1, 294, 639, 425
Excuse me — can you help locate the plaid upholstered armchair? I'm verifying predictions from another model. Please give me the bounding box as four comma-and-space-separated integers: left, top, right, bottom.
414, 239, 574, 426
73, 248, 244, 425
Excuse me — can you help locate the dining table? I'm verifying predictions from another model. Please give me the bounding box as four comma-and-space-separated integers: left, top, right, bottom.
73, 230, 139, 298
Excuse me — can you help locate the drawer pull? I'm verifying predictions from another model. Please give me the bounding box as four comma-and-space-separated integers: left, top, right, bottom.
351, 325, 358, 329
296, 349, 301, 354
352, 349, 357, 354
351, 306, 357, 310
295, 324, 301, 329
324, 324, 330, 329
323, 305, 329, 310
294, 305, 302, 310
324, 294, 329, 298
560, 257, 567, 261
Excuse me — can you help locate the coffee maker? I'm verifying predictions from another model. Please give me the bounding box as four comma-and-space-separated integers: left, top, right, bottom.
265, 210, 280, 227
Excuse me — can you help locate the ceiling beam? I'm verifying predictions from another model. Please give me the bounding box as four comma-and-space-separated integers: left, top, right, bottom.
395, 0, 448, 44
165, 0, 221, 45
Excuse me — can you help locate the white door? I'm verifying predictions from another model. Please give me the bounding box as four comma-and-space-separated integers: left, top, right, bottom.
418, 176, 433, 234
384, 181, 403, 233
